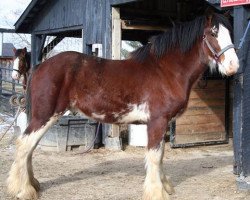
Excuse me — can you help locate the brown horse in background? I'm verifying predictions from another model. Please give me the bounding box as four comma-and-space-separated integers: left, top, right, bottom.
8, 13, 239, 200
12, 47, 31, 91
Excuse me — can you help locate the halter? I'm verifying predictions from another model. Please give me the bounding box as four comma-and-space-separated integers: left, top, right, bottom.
203, 35, 235, 61
13, 69, 22, 74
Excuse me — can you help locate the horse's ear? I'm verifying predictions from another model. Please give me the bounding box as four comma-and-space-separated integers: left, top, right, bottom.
23, 47, 27, 53
13, 48, 16, 54
205, 7, 214, 27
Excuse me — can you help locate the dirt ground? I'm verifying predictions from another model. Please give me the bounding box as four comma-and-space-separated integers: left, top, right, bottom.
0, 114, 250, 200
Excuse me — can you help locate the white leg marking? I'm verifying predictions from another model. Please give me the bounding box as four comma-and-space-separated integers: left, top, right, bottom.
143, 141, 174, 200
7, 115, 59, 200
12, 58, 20, 80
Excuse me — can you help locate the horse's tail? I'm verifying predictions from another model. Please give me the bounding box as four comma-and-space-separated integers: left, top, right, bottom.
26, 64, 39, 122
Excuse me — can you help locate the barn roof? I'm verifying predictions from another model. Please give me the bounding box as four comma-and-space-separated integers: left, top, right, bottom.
14, 0, 140, 33
15, 0, 222, 34
15, 0, 48, 33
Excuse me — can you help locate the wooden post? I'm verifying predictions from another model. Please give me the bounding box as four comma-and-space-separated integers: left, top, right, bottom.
233, 6, 250, 190
110, 7, 121, 138
112, 7, 121, 60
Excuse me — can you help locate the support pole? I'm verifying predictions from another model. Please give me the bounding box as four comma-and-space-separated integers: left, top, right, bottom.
103, 7, 122, 150
111, 7, 121, 138
233, 6, 250, 190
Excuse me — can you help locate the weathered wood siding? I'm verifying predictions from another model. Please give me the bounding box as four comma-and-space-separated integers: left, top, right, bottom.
32, 0, 86, 32
85, 0, 106, 44
175, 80, 227, 144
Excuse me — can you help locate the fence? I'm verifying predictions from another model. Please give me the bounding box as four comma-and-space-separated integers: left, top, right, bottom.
0, 59, 23, 116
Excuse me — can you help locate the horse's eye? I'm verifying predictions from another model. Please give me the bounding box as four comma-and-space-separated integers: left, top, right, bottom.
211, 32, 218, 37
211, 31, 218, 37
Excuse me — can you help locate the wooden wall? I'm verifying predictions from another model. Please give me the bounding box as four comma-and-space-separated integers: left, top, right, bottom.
174, 80, 227, 144
32, 0, 86, 33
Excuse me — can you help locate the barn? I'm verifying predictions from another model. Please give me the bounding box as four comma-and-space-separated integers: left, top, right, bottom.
13, 0, 250, 189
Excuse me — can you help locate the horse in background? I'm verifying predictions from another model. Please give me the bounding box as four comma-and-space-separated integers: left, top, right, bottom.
12, 47, 31, 91
10, 47, 31, 107
7, 12, 239, 200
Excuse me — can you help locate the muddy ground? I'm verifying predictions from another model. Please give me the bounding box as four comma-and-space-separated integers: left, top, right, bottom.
0, 114, 250, 200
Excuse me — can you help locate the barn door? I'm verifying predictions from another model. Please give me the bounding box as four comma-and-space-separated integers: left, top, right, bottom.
170, 78, 229, 148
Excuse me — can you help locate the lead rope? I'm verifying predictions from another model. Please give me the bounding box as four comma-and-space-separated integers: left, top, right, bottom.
75, 122, 101, 155
237, 20, 250, 50
0, 106, 22, 143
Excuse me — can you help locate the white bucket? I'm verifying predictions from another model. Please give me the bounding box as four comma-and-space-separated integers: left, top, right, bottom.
128, 125, 148, 147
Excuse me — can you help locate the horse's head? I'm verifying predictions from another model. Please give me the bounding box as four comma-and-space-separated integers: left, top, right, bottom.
12, 47, 30, 80
203, 13, 239, 76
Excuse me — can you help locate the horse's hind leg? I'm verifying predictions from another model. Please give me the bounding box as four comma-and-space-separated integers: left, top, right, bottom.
143, 118, 174, 200
7, 114, 60, 200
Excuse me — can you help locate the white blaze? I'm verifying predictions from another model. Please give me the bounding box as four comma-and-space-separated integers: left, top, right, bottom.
216, 24, 239, 75
12, 58, 20, 80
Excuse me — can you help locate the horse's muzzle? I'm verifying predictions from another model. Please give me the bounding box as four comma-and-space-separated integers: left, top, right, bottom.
12, 70, 20, 80
225, 60, 239, 76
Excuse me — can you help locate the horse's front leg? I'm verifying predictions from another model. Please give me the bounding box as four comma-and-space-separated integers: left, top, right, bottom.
143, 118, 174, 200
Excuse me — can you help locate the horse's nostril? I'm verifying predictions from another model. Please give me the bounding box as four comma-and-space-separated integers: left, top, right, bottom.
230, 60, 239, 69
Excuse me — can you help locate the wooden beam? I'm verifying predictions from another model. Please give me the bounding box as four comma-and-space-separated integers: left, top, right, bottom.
110, 0, 140, 6
0, 28, 15, 33
121, 20, 166, 31
111, 7, 121, 138
121, 8, 177, 19
112, 7, 121, 60
43, 36, 63, 56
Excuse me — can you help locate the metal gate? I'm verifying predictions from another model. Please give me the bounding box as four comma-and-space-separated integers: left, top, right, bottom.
0, 59, 23, 116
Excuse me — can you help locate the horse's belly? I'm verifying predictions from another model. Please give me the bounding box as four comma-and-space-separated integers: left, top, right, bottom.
83, 102, 151, 124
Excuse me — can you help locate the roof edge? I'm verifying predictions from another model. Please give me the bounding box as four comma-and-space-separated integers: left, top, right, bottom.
14, 0, 40, 32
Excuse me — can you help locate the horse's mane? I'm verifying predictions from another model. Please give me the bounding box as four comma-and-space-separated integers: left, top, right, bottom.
131, 13, 232, 62
25, 52, 31, 69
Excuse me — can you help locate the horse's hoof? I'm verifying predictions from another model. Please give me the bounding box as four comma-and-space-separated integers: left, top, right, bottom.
162, 176, 175, 195
31, 178, 40, 192
16, 185, 38, 200
143, 186, 170, 200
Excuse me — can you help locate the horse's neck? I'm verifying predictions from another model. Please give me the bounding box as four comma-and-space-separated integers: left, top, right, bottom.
162, 43, 206, 83
159, 42, 208, 98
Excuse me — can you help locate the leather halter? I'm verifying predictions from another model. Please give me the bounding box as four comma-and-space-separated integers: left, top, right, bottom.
203, 35, 235, 61
13, 69, 21, 74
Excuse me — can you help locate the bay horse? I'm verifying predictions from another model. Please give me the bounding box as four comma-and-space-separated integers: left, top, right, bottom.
8, 13, 239, 200
12, 47, 31, 91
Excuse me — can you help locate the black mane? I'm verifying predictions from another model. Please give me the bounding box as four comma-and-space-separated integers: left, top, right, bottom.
131, 13, 232, 62
25, 52, 31, 69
